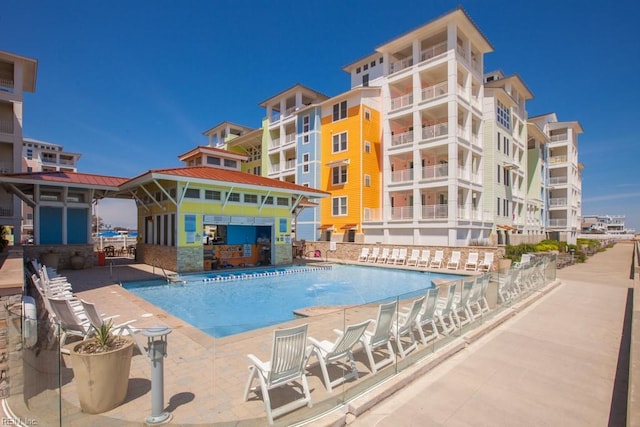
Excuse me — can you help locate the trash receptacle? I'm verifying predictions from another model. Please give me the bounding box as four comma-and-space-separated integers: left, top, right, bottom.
96, 251, 106, 266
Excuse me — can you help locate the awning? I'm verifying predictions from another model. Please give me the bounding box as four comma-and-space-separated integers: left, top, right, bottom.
325, 159, 350, 167
340, 223, 357, 230
318, 224, 334, 230
503, 161, 519, 170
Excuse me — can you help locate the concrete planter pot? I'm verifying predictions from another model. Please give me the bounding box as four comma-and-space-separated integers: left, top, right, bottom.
69, 336, 134, 414
70, 252, 85, 270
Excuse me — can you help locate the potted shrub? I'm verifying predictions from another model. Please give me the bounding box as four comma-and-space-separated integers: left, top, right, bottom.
69, 321, 135, 414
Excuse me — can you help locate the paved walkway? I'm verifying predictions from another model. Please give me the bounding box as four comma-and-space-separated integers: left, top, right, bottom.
350, 242, 636, 426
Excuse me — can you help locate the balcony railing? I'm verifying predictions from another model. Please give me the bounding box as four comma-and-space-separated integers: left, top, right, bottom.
363, 208, 382, 221
548, 219, 567, 227
41, 156, 58, 164
269, 112, 281, 124
282, 106, 297, 118
422, 122, 448, 140
390, 93, 413, 110
421, 164, 448, 180
548, 176, 568, 185
0, 119, 13, 134
390, 168, 414, 183
420, 41, 447, 62
284, 159, 296, 170
457, 125, 467, 140
549, 198, 567, 207
471, 171, 482, 184
284, 133, 296, 145
0, 78, 14, 92
270, 164, 281, 174
389, 57, 413, 74
0, 162, 12, 174
456, 45, 468, 61
471, 133, 480, 146
471, 57, 481, 73
269, 138, 281, 149
421, 81, 448, 102
549, 155, 567, 164
457, 205, 482, 220
390, 206, 413, 220
550, 134, 568, 142
391, 130, 413, 146
422, 204, 448, 220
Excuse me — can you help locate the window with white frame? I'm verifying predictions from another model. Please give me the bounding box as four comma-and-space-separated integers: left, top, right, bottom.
332, 132, 347, 153
205, 190, 221, 201
364, 174, 371, 187
276, 197, 289, 206
302, 153, 310, 173
364, 141, 371, 153
244, 194, 258, 204
332, 196, 347, 216
497, 100, 511, 130
207, 156, 221, 165
185, 188, 200, 199
227, 192, 240, 202
261, 195, 273, 204
302, 115, 310, 133
364, 108, 371, 120
224, 159, 237, 168
332, 101, 347, 121
332, 165, 348, 185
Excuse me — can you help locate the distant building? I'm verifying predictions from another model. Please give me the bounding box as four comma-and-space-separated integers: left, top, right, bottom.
582, 214, 635, 235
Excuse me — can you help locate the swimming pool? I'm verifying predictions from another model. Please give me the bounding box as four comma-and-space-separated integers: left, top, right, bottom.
123, 265, 464, 338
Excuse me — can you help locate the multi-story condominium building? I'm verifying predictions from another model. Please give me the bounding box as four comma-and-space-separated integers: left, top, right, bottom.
0, 51, 37, 244
21, 138, 81, 237
259, 84, 329, 241
582, 214, 635, 235
202, 122, 262, 176
529, 112, 583, 244
342, 8, 493, 246
526, 120, 550, 235
318, 87, 382, 242
482, 71, 533, 243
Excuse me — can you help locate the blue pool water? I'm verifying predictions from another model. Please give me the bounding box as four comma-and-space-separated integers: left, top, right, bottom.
123, 265, 463, 338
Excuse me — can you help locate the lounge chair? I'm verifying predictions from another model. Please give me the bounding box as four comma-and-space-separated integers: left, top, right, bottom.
244, 324, 312, 424
513, 253, 534, 268
416, 250, 431, 268
393, 296, 425, 358
308, 320, 370, 393
79, 299, 144, 353
357, 247, 370, 262
446, 251, 461, 270
415, 288, 440, 345
406, 249, 420, 266
435, 283, 457, 335
464, 252, 479, 271
367, 247, 380, 262
386, 248, 400, 264
361, 301, 397, 374
377, 248, 390, 264
429, 250, 444, 268
452, 279, 475, 327
47, 297, 93, 347
395, 248, 408, 265
477, 252, 494, 272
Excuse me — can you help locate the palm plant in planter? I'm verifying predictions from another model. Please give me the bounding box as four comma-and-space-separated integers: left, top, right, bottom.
69, 320, 135, 414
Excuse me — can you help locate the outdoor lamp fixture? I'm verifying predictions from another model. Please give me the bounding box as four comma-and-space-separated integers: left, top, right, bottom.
143, 326, 173, 425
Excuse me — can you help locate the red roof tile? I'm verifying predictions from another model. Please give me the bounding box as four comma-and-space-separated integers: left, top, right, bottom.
1, 171, 127, 187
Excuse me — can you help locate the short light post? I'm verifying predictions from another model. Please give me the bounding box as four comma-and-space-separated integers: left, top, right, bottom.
142, 326, 173, 425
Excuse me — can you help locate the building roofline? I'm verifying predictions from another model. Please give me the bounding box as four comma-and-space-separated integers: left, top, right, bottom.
258, 83, 330, 108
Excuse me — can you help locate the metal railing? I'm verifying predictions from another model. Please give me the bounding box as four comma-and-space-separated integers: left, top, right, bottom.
390, 168, 414, 183
422, 204, 448, 220
390, 206, 413, 220
549, 198, 567, 207
421, 164, 448, 180
420, 41, 447, 62
391, 130, 414, 146
389, 57, 413, 74
422, 122, 448, 140
390, 93, 413, 110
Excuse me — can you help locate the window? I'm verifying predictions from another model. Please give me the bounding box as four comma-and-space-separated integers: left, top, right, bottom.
364, 141, 371, 153
497, 100, 511, 130
302, 153, 310, 173
370, 60, 376, 68
356, 66, 361, 74
504, 169, 510, 186
332, 101, 347, 121
224, 159, 237, 168
497, 132, 501, 150
227, 192, 240, 202
363, 63, 368, 71
185, 188, 200, 199
261, 195, 273, 205
362, 74, 369, 87
332, 165, 348, 185
503, 199, 509, 217
253, 166, 261, 175
332, 132, 347, 153
207, 156, 221, 166
497, 197, 501, 215
497, 165, 501, 184
379, 57, 383, 64
303, 153, 310, 162
364, 108, 371, 120
364, 174, 371, 187
302, 115, 310, 133
332, 196, 347, 216
303, 134, 309, 144
276, 197, 289, 206
27, 166, 33, 172
504, 137, 510, 156
244, 194, 257, 204
205, 190, 221, 201
26, 149, 33, 159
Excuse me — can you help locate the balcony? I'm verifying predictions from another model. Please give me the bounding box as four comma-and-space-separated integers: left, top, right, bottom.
0, 161, 12, 174
268, 112, 281, 124
363, 208, 382, 222
41, 156, 58, 164
390, 93, 413, 111
550, 134, 568, 142
0, 119, 13, 134
421, 164, 448, 180
390, 168, 413, 183
549, 198, 567, 207
0, 78, 14, 93
284, 159, 296, 171
420, 42, 447, 62
422, 204, 448, 220
456, 45, 468, 61
390, 57, 413, 74
284, 133, 296, 145
422, 81, 448, 102
391, 130, 414, 147
269, 138, 280, 150
457, 205, 482, 221
548, 176, 568, 186
282, 106, 297, 119
549, 155, 567, 164
421, 123, 448, 140
548, 219, 567, 227
269, 163, 281, 174
391, 206, 413, 220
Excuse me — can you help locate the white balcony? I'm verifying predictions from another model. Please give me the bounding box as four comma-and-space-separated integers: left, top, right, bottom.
422, 81, 448, 102
457, 166, 468, 180
422, 123, 448, 140
390, 57, 413, 74
284, 133, 296, 145
390, 168, 413, 183
549, 198, 567, 207
420, 42, 447, 62
549, 155, 567, 164
471, 133, 480, 146
269, 112, 281, 124
282, 106, 297, 118
550, 134, 568, 142
548, 176, 568, 185
269, 138, 280, 150
391, 130, 414, 146
0, 78, 14, 92
548, 219, 567, 227
421, 164, 448, 180
457, 205, 482, 220
284, 159, 296, 171
391, 206, 413, 220
269, 164, 281, 174
363, 208, 382, 222
0, 119, 13, 134
390, 93, 413, 110
422, 204, 448, 220
457, 125, 468, 140
456, 45, 468, 61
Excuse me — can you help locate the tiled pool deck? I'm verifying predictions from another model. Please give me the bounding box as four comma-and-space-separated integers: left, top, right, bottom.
6, 243, 638, 426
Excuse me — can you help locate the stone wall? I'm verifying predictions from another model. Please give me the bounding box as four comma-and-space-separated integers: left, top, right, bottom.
273, 244, 293, 265
23, 244, 95, 270
137, 244, 178, 272
177, 246, 203, 272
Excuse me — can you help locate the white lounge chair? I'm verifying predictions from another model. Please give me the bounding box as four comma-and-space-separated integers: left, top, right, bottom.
415, 288, 440, 345
406, 249, 420, 266
386, 248, 400, 264
357, 247, 370, 262
377, 248, 390, 264
416, 250, 431, 268
430, 250, 444, 268
367, 247, 380, 263
244, 324, 312, 424
435, 283, 457, 336
361, 301, 397, 374
477, 252, 494, 272
395, 248, 408, 265
464, 252, 479, 271
513, 253, 534, 268
452, 279, 475, 328
446, 251, 461, 270
47, 297, 93, 347
393, 296, 425, 358
308, 320, 370, 393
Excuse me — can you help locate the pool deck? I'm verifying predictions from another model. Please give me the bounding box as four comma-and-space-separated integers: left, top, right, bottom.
9, 243, 639, 426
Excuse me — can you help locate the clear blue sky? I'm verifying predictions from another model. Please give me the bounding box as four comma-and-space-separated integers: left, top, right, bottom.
4, 1, 640, 231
